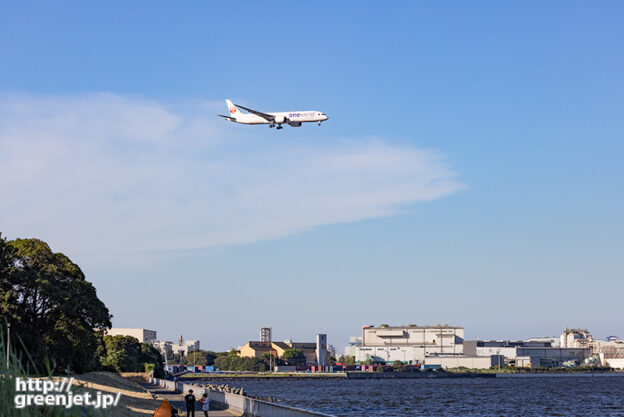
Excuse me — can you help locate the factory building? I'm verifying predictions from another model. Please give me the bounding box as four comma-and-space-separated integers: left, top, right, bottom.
153, 335, 200, 358
424, 355, 505, 369
560, 328, 624, 369
239, 334, 328, 366
561, 328, 592, 348
596, 339, 624, 369
355, 324, 464, 364
105, 328, 157, 344
350, 324, 617, 369
463, 338, 590, 367
344, 336, 362, 357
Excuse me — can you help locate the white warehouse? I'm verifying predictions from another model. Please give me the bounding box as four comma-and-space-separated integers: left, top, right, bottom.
355, 324, 464, 364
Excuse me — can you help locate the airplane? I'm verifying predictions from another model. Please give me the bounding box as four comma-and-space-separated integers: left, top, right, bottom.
219, 99, 329, 129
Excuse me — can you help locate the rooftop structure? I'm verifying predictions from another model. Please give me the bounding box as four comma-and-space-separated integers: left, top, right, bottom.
344, 336, 362, 357
561, 328, 592, 348
525, 336, 560, 347
260, 327, 272, 342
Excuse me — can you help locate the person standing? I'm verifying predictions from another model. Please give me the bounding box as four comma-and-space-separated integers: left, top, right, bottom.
184, 389, 196, 417
201, 393, 210, 417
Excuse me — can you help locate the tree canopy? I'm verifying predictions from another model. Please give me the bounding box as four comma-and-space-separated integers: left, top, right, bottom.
214, 354, 268, 372
183, 350, 218, 366
282, 349, 307, 366
98, 335, 164, 376
0, 236, 112, 373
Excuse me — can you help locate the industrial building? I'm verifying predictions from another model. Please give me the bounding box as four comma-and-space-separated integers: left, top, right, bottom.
561, 328, 592, 348
239, 341, 291, 360
239, 333, 328, 366
424, 355, 505, 369
559, 328, 624, 369
344, 336, 362, 357
463, 340, 590, 367
348, 324, 624, 369
153, 335, 200, 358
355, 324, 464, 364
105, 328, 157, 344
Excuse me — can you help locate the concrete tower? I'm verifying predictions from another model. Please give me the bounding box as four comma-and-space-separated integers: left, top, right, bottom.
260, 327, 272, 342
316, 334, 328, 367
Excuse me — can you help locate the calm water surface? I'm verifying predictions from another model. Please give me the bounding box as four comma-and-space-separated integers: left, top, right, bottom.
199, 376, 624, 416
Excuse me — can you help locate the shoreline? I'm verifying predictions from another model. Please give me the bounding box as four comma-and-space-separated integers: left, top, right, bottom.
180, 370, 624, 381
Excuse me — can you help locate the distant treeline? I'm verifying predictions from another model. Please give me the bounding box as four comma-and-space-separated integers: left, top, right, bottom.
182, 349, 311, 372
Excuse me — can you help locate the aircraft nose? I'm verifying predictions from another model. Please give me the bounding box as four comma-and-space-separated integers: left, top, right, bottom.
323, 114, 329, 121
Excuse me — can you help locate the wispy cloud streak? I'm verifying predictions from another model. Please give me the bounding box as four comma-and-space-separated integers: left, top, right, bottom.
0, 93, 464, 264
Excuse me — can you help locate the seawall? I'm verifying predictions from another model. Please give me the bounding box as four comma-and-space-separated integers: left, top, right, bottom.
150, 377, 335, 417
346, 371, 496, 379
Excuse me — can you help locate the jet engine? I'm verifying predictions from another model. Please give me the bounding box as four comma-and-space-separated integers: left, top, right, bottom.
289, 122, 302, 127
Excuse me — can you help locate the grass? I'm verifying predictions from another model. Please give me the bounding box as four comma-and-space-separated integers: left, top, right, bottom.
0, 327, 110, 417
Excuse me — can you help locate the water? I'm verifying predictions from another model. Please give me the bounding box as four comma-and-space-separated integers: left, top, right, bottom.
197, 375, 624, 416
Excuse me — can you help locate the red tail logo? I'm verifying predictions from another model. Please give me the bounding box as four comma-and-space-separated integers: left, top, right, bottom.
229, 106, 237, 114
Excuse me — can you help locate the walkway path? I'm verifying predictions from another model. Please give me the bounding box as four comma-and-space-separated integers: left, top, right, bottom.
139, 381, 236, 416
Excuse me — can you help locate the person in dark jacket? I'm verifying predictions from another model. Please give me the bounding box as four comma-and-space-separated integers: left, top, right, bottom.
184, 389, 196, 417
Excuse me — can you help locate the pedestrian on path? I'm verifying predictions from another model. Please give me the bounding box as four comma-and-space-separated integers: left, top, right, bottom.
184, 389, 196, 417
201, 393, 210, 417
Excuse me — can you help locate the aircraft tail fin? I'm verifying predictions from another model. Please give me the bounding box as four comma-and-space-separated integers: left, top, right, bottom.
225, 99, 239, 119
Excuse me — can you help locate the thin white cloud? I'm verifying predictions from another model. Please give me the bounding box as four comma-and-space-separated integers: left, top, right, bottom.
0, 93, 464, 265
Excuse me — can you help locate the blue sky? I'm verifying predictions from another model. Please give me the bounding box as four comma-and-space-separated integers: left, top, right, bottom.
1, 1, 623, 350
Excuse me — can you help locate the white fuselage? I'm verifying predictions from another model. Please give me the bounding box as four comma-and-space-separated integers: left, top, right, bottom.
222, 100, 329, 129
233, 110, 328, 125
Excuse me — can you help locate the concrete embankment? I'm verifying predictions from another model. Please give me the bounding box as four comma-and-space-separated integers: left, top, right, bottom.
495, 372, 624, 378
151, 377, 335, 417
346, 371, 496, 379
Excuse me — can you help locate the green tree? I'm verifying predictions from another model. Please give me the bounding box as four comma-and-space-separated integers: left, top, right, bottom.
98, 335, 163, 376
213, 355, 230, 370
213, 354, 269, 372
0, 237, 112, 373
261, 351, 275, 368
183, 350, 218, 366
392, 360, 406, 371
139, 342, 164, 377
184, 351, 208, 366
99, 335, 142, 372
204, 350, 219, 365
282, 349, 306, 366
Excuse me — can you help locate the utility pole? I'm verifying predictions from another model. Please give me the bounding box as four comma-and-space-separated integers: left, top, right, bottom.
6, 322, 10, 368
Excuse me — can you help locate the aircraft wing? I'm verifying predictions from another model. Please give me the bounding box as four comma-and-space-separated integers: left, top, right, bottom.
235, 104, 276, 122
